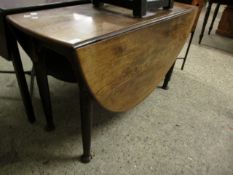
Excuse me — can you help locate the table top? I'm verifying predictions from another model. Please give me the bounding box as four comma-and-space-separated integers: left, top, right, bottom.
0, 0, 89, 59
7, 3, 195, 48
7, 3, 197, 112
0, 0, 89, 12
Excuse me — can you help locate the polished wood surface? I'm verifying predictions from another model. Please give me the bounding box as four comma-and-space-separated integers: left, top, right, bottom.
78, 4, 196, 112
0, 0, 90, 59
8, 3, 196, 48
0, 0, 89, 11
7, 3, 197, 162
8, 3, 197, 112
76, 8, 196, 111
175, 0, 204, 31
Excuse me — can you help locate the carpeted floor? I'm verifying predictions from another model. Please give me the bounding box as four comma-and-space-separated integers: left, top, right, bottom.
0, 4, 232, 175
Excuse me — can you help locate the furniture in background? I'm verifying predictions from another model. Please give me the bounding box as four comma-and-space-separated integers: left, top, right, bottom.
7, 3, 196, 162
92, 0, 174, 17
179, 0, 204, 70
199, 0, 233, 44
0, 0, 90, 128
216, 5, 233, 38
162, 0, 203, 90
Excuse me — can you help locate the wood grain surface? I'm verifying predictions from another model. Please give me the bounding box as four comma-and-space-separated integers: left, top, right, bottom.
0, 0, 89, 59
76, 8, 196, 112
175, 0, 204, 31
7, 3, 196, 48
7, 3, 197, 112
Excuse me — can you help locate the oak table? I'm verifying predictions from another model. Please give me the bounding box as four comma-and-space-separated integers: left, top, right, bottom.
0, 0, 90, 126
7, 3, 197, 162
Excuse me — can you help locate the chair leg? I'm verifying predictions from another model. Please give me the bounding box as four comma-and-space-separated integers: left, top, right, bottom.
199, 2, 212, 44
208, 2, 220, 35
162, 62, 175, 90
181, 31, 194, 70
79, 83, 93, 163
11, 40, 36, 124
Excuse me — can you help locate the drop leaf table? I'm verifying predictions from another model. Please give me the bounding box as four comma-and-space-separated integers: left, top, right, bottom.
7, 3, 197, 162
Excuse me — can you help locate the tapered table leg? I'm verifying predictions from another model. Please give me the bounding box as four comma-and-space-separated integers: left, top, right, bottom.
199, 2, 212, 44
32, 46, 55, 131
30, 66, 35, 96
79, 83, 93, 163
34, 62, 55, 131
162, 62, 175, 90
181, 31, 194, 70
11, 39, 36, 123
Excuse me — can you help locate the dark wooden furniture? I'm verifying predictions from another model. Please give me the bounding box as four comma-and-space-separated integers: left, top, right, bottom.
178, 0, 204, 69
7, 3, 197, 162
162, 0, 203, 90
0, 0, 90, 126
199, 0, 233, 44
216, 5, 233, 38
92, 0, 174, 17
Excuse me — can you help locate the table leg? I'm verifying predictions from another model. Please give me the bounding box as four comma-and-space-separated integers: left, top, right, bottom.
80, 83, 93, 163
11, 40, 36, 123
181, 31, 194, 70
30, 66, 35, 96
31, 45, 55, 131
162, 62, 175, 90
199, 2, 212, 44
34, 59, 55, 131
